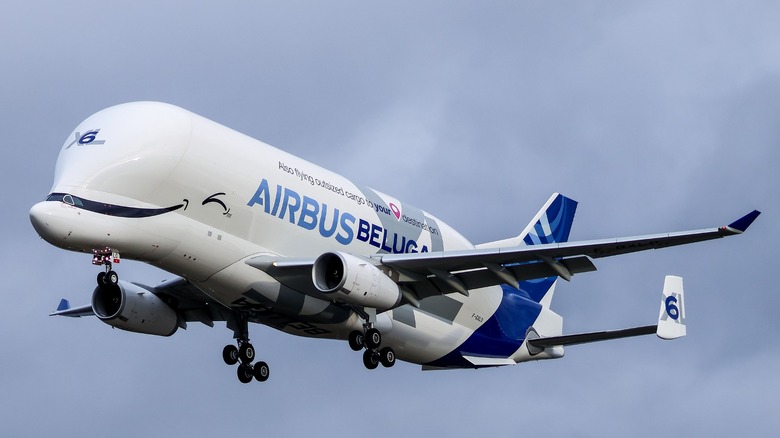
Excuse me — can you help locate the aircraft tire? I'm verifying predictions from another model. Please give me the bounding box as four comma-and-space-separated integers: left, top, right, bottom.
379, 347, 396, 368
348, 331, 364, 351
222, 345, 239, 365
365, 328, 381, 349
238, 343, 255, 364
237, 363, 253, 383
253, 361, 269, 382
97, 272, 106, 286
106, 270, 119, 285
362, 349, 379, 370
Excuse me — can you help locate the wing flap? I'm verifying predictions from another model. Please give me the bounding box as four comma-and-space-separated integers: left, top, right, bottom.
405, 256, 596, 299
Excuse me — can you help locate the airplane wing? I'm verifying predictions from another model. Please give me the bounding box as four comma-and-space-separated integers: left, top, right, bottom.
148, 277, 232, 327
49, 299, 93, 317
379, 211, 761, 271
247, 210, 759, 303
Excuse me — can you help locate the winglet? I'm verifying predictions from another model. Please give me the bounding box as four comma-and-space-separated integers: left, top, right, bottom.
56, 299, 71, 312
657, 275, 686, 340
726, 210, 761, 233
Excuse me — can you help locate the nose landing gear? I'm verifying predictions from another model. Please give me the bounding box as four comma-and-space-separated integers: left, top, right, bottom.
93, 248, 120, 286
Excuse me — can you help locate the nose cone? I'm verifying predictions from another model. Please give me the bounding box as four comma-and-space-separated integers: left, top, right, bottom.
30, 201, 75, 248
29, 201, 53, 238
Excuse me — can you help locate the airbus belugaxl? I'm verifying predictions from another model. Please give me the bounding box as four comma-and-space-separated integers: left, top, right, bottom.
29, 102, 760, 383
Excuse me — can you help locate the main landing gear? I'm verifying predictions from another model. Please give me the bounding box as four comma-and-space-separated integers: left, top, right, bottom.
93, 248, 120, 287
223, 312, 269, 384
348, 309, 396, 370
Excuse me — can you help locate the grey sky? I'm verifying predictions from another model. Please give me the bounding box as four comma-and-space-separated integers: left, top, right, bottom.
3, 1, 778, 436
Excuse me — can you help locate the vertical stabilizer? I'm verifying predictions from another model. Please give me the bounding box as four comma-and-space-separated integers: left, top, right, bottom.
482, 194, 578, 305
477, 193, 578, 249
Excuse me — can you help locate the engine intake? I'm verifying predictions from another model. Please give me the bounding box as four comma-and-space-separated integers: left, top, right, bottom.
312, 252, 401, 309
92, 280, 179, 336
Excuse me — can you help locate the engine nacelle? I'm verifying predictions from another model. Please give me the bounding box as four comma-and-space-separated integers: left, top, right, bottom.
312, 252, 401, 309
92, 280, 179, 336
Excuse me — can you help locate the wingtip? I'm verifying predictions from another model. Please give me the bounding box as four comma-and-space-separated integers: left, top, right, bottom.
727, 210, 761, 233
56, 298, 71, 311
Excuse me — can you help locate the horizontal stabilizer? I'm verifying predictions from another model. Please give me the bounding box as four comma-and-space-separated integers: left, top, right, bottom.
49, 299, 94, 317
527, 325, 657, 348
462, 355, 516, 367
528, 275, 687, 349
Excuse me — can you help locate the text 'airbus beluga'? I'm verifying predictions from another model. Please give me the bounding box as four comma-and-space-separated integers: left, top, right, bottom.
29, 102, 760, 383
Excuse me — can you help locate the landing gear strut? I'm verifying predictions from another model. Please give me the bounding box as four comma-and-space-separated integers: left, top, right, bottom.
349, 308, 395, 370
223, 312, 270, 384
93, 248, 120, 287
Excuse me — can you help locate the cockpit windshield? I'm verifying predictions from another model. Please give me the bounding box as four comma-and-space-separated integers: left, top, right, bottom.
45, 193, 183, 218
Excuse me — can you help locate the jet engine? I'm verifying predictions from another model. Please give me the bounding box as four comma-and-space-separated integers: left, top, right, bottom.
92, 280, 179, 336
312, 252, 401, 309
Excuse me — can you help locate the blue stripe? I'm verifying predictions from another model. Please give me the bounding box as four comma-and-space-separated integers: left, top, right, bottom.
425, 285, 543, 368
523, 195, 577, 246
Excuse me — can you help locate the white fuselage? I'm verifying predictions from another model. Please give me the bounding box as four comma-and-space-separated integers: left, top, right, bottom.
30, 102, 562, 367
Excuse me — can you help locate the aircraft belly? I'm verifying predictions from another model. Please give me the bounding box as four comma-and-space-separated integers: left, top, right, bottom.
192, 259, 358, 339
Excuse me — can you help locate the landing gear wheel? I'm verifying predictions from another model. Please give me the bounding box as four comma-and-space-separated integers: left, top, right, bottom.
253, 361, 269, 382
222, 345, 239, 365
348, 331, 365, 351
238, 343, 255, 364
97, 272, 106, 286
237, 363, 254, 384
365, 328, 381, 349
379, 347, 396, 368
362, 349, 379, 370
105, 270, 119, 286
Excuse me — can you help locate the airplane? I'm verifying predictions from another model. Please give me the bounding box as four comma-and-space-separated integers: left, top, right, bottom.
29, 101, 760, 383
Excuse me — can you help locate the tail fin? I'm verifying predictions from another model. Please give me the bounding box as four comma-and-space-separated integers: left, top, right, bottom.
477, 193, 578, 249
521, 193, 578, 246
486, 193, 578, 305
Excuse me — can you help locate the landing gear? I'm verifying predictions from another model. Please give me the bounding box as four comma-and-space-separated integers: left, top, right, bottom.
349, 308, 395, 370
224, 312, 269, 384
93, 248, 120, 287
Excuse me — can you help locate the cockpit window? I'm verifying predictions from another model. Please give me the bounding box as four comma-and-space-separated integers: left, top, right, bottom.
62, 194, 85, 207
44, 192, 183, 218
